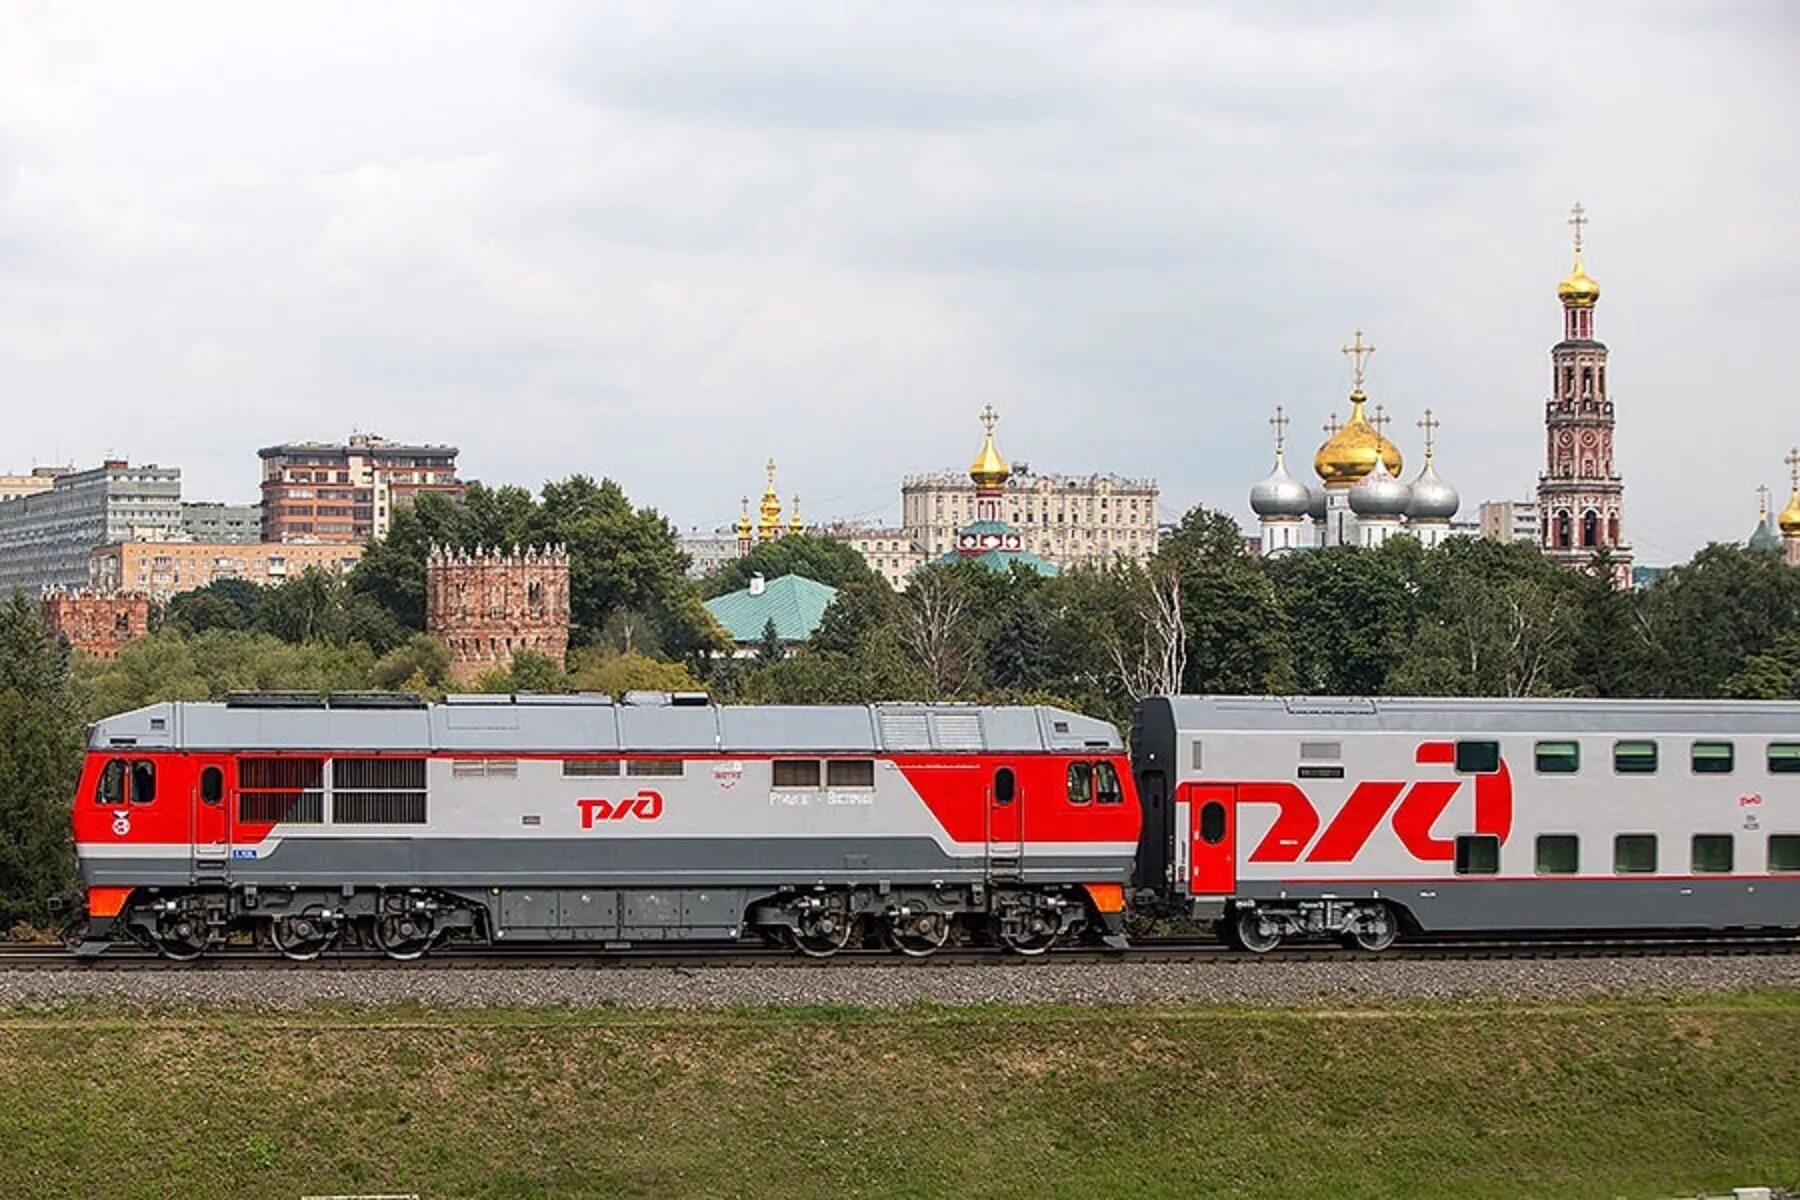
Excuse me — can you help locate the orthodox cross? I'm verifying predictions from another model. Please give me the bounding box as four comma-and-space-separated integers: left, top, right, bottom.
1323, 412, 1341, 436
1268, 405, 1290, 455
1568, 202, 1588, 254
1341, 329, 1375, 390
1787, 447, 1800, 493
1371, 403, 1390, 436
1417, 407, 1441, 460
765, 458, 777, 487
1758, 483, 1772, 517
979, 403, 999, 434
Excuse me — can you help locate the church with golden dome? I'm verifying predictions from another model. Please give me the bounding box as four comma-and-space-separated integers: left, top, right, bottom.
1249, 329, 1461, 555
1747, 452, 1800, 567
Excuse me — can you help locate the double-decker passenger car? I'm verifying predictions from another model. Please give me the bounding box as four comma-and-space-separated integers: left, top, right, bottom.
72, 692, 1140, 960
1132, 695, 1800, 950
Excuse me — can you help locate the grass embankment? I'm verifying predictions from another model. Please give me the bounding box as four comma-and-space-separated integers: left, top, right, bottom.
1, 995, 1797, 1199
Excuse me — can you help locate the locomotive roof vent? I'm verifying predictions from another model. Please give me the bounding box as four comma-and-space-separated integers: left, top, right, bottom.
671, 691, 710, 706
326, 691, 427, 709
224, 691, 327, 709
441, 693, 616, 706
623, 691, 671, 706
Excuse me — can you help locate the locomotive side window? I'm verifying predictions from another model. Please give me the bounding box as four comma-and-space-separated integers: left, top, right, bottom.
96, 758, 126, 805
994, 767, 1016, 806
1535, 834, 1579, 875
1066, 762, 1092, 805
1535, 741, 1580, 774
1690, 742, 1734, 775
825, 760, 875, 789
1453, 834, 1499, 876
1768, 745, 1800, 774
200, 766, 224, 806
130, 761, 156, 805
1770, 836, 1800, 872
772, 760, 821, 789
1454, 741, 1500, 774
1691, 834, 1734, 874
1095, 762, 1123, 805
1613, 741, 1658, 775
1613, 834, 1657, 874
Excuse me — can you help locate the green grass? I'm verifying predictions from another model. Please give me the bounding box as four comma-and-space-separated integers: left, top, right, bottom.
2, 994, 1797, 1199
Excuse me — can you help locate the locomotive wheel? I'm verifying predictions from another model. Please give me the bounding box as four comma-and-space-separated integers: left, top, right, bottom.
1342, 905, 1398, 953
882, 909, 951, 958
1233, 908, 1283, 954
792, 908, 855, 958
268, 913, 340, 962
997, 906, 1060, 957
150, 918, 208, 962
373, 913, 437, 961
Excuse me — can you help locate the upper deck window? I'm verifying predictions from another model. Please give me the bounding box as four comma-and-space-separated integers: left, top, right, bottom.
1455, 741, 1500, 774
1690, 742, 1734, 775
1535, 741, 1580, 774
1768, 745, 1800, 775
1613, 741, 1659, 775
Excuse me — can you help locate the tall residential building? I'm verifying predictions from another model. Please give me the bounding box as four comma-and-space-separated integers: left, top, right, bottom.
181, 501, 263, 544
900, 463, 1158, 567
258, 434, 462, 544
1478, 500, 1541, 545
1537, 204, 1631, 588
0, 466, 71, 503
0, 461, 183, 594
91, 540, 363, 602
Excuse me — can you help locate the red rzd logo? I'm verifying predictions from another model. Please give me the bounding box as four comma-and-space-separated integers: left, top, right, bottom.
577, 790, 664, 827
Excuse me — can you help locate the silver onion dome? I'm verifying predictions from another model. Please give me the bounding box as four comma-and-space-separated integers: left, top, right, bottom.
1307, 483, 1327, 521
1250, 454, 1313, 518
1406, 457, 1460, 522
1349, 455, 1411, 518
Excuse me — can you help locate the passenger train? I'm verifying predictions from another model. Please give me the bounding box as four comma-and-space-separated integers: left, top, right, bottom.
67, 691, 1800, 958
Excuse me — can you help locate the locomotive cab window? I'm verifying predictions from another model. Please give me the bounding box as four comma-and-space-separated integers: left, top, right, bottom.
1454, 834, 1499, 876
96, 758, 126, 805
200, 766, 224, 806
1066, 762, 1092, 805
1095, 762, 1123, 805
1614, 740, 1658, 775
1455, 741, 1500, 774
1691, 834, 1734, 874
1768, 744, 1800, 775
1614, 834, 1657, 874
1769, 835, 1800, 873
772, 759, 821, 789
1535, 834, 1579, 875
1535, 741, 1580, 774
130, 761, 156, 805
1690, 742, 1734, 775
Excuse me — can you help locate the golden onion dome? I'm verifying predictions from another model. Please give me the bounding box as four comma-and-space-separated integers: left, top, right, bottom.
1779, 490, 1800, 538
1557, 252, 1601, 308
1314, 391, 1402, 486
970, 405, 1011, 489
735, 497, 753, 539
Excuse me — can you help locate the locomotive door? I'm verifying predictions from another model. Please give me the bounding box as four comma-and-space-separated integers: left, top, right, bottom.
986, 766, 1022, 878
1178, 783, 1235, 895
190, 756, 233, 885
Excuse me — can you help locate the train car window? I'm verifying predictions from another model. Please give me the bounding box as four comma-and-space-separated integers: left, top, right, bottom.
1455, 741, 1500, 774
1613, 833, 1657, 874
627, 759, 683, 778
826, 760, 875, 789
1198, 801, 1226, 845
1535, 834, 1578, 875
130, 761, 156, 805
1690, 742, 1734, 775
771, 759, 820, 789
96, 758, 126, 805
995, 767, 1016, 806
1190, 741, 1204, 771
1095, 762, 1123, 805
1613, 741, 1659, 775
1066, 762, 1093, 805
1768, 745, 1800, 774
1453, 834, 1499, 875
200, 766, 223, 806
563, 759, 621, 778
1691, 834, 1734, 874
1769, 835, 1800, 872
1535, 741, 1580, 774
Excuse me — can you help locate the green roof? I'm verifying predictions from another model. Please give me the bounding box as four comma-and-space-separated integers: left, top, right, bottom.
1749, 517, 1781, 552
704, 574, 839, 643
930, 547, 1060, 577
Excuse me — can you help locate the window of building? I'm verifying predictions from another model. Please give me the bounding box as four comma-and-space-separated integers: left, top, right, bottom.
1067, 761, 1093, 805
825, 759, 875, 789
772, 759, 821, 789
1691, 834, 1734, 874
1455, 741, 1500, 774
1454, 834, 1499, 876
1535, 834, 1578, 875
1613, 741, 1658, 775
1095, 761, 1123, 805
1768, 744, 1800, 775
1770, 836, 1800, 873
1614, 834, 1657, 874
1690, 742, 1734, 775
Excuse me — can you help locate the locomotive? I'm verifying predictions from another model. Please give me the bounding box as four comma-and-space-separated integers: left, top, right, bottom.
68, 691, 1800, 959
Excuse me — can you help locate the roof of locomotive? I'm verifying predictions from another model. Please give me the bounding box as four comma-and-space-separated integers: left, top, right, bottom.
87, 694, 1124, 755
1144, 694, 1800, 736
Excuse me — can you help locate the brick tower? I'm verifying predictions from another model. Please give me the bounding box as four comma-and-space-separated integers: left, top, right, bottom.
40, 589, 150, 659
425, 545, 571, 683
1537, 203, 1632, 588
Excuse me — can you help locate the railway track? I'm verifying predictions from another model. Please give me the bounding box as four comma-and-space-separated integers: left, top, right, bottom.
3, 932, 1799, 971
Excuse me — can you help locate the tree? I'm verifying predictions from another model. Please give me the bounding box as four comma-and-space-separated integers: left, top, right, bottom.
369, 635, 455, 697
165, 578, 263, 634
702, 534, 875, 598
0, 594, 85, 924
1104, 563, 1187, 702
756, 617, 784, 664
567, 649, 705, 696
899, 566, 983, 699
1631, 544, 1800, 697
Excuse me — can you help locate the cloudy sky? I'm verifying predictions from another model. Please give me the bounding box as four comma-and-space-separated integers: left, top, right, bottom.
2, 3, 1796, 563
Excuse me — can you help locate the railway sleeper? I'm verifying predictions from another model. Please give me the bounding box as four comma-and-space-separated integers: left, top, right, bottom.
1226, 899, 1402, 954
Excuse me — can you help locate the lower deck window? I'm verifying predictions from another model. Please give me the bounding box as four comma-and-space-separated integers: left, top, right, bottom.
1691, 834, 1733, 874
1535, 834, 1578, 875
1614, 834, 1657, 874
1454, 834, 1499, 876
1770, 835, 1800, 873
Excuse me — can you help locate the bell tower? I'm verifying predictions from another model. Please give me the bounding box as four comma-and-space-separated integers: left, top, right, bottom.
1537, 203, 1632, 587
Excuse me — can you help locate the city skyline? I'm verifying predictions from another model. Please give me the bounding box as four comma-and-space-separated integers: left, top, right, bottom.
3, 4, 1796, 564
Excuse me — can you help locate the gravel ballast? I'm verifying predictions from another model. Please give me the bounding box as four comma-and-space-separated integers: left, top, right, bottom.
3, 955, 1799, 1009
